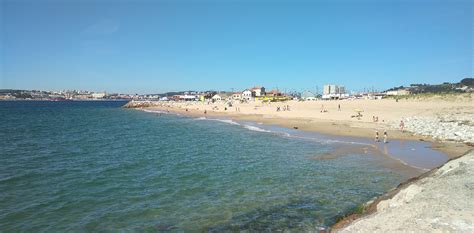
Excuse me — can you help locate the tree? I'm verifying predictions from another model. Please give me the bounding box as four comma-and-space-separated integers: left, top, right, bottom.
460, 78, 474, 86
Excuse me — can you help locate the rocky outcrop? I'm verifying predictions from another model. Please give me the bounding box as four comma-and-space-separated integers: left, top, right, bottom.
122, 100, 160, 108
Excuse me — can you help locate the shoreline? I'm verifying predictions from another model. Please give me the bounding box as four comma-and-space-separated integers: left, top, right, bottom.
134, 103, 472, 160
125, 100, 473, 231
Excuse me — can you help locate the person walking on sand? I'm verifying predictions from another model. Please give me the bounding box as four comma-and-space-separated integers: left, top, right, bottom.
338, 104, 341, 111
383, 130, 388, 143
375, 131, 379, 142
400, 120, 405, 132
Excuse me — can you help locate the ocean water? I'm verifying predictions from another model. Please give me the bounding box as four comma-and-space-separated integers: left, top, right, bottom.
0, 101, 406, 232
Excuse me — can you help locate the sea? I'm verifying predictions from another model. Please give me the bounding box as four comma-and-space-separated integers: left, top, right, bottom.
0, 101, 434, 232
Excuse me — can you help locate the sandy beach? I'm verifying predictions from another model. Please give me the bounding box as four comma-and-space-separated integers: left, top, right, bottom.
127, 96, 473, 158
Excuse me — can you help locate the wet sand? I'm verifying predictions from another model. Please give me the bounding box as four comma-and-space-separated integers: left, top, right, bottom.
230, 120, 449, 178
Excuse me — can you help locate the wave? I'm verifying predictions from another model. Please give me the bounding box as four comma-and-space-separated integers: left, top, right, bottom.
213, 119, 240, 126
195, 117, 241, 126
142, 109, 167, 114
243, 125, 271, 133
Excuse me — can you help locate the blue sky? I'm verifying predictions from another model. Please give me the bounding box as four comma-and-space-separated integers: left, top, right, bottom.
1, 0, 472, 94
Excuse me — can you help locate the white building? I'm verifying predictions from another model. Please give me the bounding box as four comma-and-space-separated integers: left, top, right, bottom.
91, 92, 106, 99
211, 94, 222, 101
250, 86, 265, 97
386, 89, 410, 96
322, 84, 347, 99
181, 95, 198, 101
242, 90, 252, 101
301, 91, 316, 101
323, 84, 346, 95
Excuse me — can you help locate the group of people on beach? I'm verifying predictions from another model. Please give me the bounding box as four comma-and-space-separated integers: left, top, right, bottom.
374, 120, 406, 143
375, 130, 388, 143
276, 105, 291, 112
319, 104, 341, 113
320, 104, 327, 113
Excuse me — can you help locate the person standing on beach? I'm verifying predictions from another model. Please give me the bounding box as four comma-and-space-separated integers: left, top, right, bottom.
400, 120, 405, 132
338, 104, 341, 111
375, 131, 379, 142
383, 130, 388, 143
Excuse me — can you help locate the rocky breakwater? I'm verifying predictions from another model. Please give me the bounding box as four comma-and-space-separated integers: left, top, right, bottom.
336, 150, 474, 232
122, 100, 160, 109
397, 113, 474, 144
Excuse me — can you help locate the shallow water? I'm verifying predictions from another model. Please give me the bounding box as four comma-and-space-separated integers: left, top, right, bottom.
240, 121, 448, 171
0, 101, 408, 231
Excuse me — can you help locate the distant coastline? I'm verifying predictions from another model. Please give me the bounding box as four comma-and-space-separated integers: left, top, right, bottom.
0, 99, 130, 101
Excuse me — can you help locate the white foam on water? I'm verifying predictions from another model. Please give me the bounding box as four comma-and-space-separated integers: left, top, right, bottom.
195, 117, 241, 126
280, 132, 373, 147
142, 109, 167, 114
214, 119, 240, 126
243, 125, 271, 133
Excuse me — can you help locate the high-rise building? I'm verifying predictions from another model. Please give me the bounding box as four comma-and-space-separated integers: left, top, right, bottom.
323, 85, 329, 95
323, 84, 346, 95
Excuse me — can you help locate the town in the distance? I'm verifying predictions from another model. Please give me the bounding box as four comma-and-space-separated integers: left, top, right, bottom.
1, 78, 472, 102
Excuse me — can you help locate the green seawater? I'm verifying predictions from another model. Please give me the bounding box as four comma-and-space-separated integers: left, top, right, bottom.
0, 101, 405, 232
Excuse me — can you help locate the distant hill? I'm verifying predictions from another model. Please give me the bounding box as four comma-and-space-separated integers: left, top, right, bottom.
385, 78, 473, 94
460, 78, 474, 87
